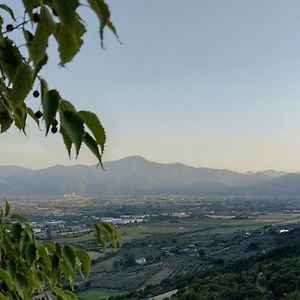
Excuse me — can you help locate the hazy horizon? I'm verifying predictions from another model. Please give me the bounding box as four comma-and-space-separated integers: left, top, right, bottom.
2, 1, 300, 172
0, 154, 296, 174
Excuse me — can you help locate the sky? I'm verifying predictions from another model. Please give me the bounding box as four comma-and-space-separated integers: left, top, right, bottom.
2, 0, 300, 172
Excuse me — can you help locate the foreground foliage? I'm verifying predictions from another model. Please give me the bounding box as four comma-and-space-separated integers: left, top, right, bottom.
0, 201, 121, 299
0, 0, 118, 164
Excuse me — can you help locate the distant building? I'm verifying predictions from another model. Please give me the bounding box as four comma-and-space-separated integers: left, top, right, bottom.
279, 229, 289, 234
45, 220, 65, 228
135, 257, 146, 265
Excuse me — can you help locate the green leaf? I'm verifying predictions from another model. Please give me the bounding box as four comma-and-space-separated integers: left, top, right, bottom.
94, 224, 106, 253
4, 200, 9, 216
0, 37, 23, 82
83, 132, 102, 165
0, 292, 9, 300
22, 0, 36, 19
11, 222, 22, 242
60, 127, 72, 158
10, 63, 33, 106
10, 213, 30, 222
26, 106, 40, 127
53, 287, 78, 300
23, 29, 34, 48
87, 0, 119, 47
25, 242, 37, 266
59, 99, 76, 111
0, 4, 16, 21
50, 252, 60, 287
52, 0, 86, 64
0, 100, 13, 133
0, 269, 13, 289
38, 245, 50, 268
13, 103, 27, 133
60, 110, 84, 156
33, 54, 48, 78
7, 260, 16, 279
41, 89, 60, 134
75, 249, 91, 278
15, 274, 29, 299
63, 245, 76, 274
30, 5, 56, 66
79, 111, 106, 153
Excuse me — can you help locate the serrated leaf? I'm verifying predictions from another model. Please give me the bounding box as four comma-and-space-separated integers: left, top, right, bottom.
30, 6, 56, 66
10, 213, 30, 222
75, 249, 91, 279
87, 0, 119, 47
50, 252, 60, 287
0, 4, 16, 21
22, 0, 36, 19
59, 99, 76, 111
94, 224, 106, 253
33, 54, 48, 78
38, 245, 50, 268
0, 101, 13, 133
26, 242, 37, 266
63, 245, 76, 275
10, 63, 33, 106
52, 0, 85, 64
15, 274, 28, 299
60, 127, 72, 158
0, 269, 13, 289
13, 103, 27, 133
54, 287, 78, 300
79, 110, 106, 153
26, 106, 39, 126
42, 89, 60, 134
60, 110, 84, 156
11, 222, 22, 242
0, 38, 23, 82
7, 261, 16, 279
23, 29, 34, 48
0, 292, 9, 300
83, 132, 102, 165
4, 200, 9, 216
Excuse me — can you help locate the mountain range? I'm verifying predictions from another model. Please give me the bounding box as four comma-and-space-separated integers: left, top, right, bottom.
1, 156, 300, 197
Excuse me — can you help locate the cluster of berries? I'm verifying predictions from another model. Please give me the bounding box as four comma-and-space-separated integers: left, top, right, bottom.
33, 91, 58, 134
6, 8, 58, 32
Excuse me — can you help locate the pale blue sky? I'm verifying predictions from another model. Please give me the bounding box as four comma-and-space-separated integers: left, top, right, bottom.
2, 1, 300, 171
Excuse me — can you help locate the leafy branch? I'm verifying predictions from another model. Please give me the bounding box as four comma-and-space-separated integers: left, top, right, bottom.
0, 0, 119, 164
0, 200, 121, 299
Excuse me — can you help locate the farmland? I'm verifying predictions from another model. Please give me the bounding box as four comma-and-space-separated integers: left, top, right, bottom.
4, 196, 300, 299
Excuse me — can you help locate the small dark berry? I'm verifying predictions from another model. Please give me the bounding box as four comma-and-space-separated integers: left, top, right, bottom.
35, 110, 43, 119
52, 8, 58, 16
51, 126, 58, 134
52, 119, 58, 127
33, 13, 40, 23
6, 24, 13, 32
33, 90, 40, 98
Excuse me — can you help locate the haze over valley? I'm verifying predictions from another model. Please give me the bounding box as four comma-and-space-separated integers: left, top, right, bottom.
1, 156, 300, 197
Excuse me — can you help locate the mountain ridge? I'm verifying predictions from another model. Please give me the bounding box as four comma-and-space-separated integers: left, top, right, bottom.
0, 156, 299, 197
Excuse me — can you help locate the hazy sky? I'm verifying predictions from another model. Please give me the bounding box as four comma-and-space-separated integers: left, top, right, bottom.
2, 1, 300, 172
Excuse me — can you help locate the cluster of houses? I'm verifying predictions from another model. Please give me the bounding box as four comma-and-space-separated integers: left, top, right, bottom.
31, 214, 149, 239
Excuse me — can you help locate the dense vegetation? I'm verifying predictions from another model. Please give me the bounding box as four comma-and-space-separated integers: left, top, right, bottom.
110, 239, 300, 299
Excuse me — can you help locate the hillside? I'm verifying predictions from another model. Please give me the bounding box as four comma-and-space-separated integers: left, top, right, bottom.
0, 156, 299, 197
